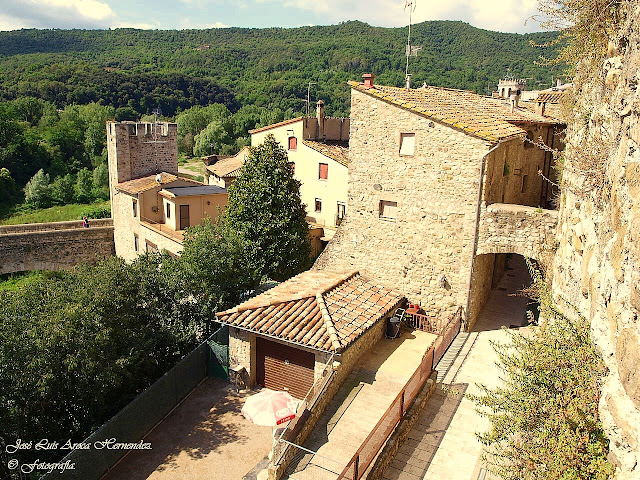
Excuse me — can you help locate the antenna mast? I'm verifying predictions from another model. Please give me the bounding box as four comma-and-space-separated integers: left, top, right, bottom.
404, 0, 421, 88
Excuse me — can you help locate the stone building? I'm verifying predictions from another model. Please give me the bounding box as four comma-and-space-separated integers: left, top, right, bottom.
216, 270, 402, 398
249, 101, 349, 241
203, 147, 250, 188
107, 121, 227, 260
315, 75, 564, 329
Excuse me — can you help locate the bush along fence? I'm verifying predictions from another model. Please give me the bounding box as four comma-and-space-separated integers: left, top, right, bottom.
41, 325, 229, 480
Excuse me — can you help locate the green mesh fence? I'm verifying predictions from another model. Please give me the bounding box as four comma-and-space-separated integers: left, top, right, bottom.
40, 326, 230, 480
207, 324, 229, 380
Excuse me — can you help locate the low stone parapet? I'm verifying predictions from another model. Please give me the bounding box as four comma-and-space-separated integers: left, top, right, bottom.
0, 220, 114, 274
476, 203, 558, 261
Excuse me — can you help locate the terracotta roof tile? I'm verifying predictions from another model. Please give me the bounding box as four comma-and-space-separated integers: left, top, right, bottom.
536, 91, 566, 104
216, 270, 402, 352
206, 147, 249, 178
115, 172, 178, 195
303, 140, 350, 167
248, 117, 303, 134
349, 81, 559, 142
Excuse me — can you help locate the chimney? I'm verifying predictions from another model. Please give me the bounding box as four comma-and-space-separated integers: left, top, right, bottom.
362, 73, 375, 88
509, 92, 519, 113
405, 74, 412, 90
316, 100, 325, 140
556, 78, 562, 88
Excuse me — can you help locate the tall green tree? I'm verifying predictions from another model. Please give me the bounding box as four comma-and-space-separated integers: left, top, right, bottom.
23, 168, 51, 207
0, 168, 17, 204
180, 218, 259, 316
226, 134, 311, 281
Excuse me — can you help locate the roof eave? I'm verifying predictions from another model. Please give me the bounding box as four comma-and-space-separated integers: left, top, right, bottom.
219, 320, 339, 354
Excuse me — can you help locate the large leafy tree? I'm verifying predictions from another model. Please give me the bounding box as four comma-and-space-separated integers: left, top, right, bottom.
0, 254, 203, 480
180, 218, 259, 316
226, 134, 311, 281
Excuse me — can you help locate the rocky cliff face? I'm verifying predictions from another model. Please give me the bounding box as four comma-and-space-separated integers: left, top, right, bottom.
552, 3, 640, 477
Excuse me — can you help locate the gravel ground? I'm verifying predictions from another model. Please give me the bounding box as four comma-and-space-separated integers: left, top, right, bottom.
101, 377, 274, 480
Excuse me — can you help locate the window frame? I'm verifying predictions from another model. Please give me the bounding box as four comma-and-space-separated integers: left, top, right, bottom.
399, 133, 416, 156
315, 198, 322, 213
379, 200, 398, 220
288, 136, 297, 151
319, 162, 329, 180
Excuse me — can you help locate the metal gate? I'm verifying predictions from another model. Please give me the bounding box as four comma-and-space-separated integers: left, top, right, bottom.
280, 439, 345, 480
206, 325, 229, 380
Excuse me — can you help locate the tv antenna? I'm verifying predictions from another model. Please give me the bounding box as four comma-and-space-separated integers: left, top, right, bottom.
404, 0, 421, 87
306, 81, 317, 116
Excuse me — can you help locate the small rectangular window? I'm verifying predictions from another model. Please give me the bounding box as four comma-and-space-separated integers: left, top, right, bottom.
146, 240, 158, 253
315, 198, 322, 212
288, 136, 297, 150
132, 199, 137, 217
379, 200, 398, 219
134, 234, 139, 252
319, 163, 328, 180
521, 174, 528, 193
166, 203, 171, 219
399, 133, 415, 156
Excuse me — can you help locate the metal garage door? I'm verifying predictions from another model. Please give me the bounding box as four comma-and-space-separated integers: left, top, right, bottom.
256, 337, 315, 400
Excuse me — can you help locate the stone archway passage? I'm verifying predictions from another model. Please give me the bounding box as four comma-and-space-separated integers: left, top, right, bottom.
476, 203, 558, 262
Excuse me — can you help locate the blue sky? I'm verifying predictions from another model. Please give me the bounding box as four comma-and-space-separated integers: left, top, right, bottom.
0, 0, 545, 34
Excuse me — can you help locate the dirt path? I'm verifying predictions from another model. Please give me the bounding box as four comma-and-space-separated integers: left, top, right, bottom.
101, 377, 273, 480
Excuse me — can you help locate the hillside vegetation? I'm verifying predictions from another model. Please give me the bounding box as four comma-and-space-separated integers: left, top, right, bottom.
0, 21, 562, 118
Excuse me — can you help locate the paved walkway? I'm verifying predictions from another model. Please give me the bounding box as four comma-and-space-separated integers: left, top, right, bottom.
283, 329, 437, 480
101, 377, 274, 480
382, 255, 534, 480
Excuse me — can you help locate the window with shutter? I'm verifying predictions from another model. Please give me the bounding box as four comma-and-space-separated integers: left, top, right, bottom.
319, 163, 328, 180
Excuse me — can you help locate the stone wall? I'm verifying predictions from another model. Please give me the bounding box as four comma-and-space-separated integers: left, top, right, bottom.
315, 88, 492, 319
551, 3, 640, 477
0, 218, 112, 234
0, 221, 114, 274
476, 203, 558, 260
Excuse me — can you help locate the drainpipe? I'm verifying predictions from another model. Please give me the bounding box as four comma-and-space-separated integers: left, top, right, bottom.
463, 141, 502, 330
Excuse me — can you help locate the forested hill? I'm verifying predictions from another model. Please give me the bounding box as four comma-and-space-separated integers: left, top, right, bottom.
0, 21, 561, 117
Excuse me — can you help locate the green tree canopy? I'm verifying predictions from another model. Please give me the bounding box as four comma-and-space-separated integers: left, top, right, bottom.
24, 168, 51, 207
226, 133, 311, 281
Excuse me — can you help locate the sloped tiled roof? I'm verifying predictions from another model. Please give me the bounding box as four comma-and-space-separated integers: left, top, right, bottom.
115, 172, 179, 195
303, 140, 350, 167
206, 147, 249, 178
348, 81, 559, 142
216, 270, 402, 353
248, 117, 303, 134
536, 91, 566, 104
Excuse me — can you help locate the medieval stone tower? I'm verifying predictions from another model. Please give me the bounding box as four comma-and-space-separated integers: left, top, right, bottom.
106, 121, 178, 198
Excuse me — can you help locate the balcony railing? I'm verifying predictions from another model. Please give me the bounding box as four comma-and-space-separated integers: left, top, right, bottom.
140, 216, 184, 242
